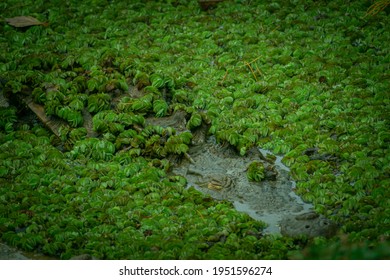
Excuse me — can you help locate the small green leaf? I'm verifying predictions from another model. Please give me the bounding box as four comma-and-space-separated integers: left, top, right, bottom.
186, 112, 202, 130
153, 99, 168, 117
247, 161, 265, 182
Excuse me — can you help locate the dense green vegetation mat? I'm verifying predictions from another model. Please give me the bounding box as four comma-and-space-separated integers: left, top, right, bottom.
0, 0, 389, 259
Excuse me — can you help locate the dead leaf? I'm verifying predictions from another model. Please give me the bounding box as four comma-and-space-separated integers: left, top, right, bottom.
5, 16, 47, 27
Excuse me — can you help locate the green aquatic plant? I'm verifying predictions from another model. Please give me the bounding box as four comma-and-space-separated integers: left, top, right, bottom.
57, 106, 83, 127
153, 99, 169, 117
87, 93, 111, 113
133, 70, 151, 89
162, 131, 192, 156
186, 112, 203, 130
0, 107, 17, 132
150, 73, 175, 90
247, 161, 265, 182
0, 0, 389, 260
71, 138, 116, 161
117, 94, 154, 114
365, 0, 390, 17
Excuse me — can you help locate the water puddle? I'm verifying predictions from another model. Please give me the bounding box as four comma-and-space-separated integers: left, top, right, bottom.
173, 137, 335, 237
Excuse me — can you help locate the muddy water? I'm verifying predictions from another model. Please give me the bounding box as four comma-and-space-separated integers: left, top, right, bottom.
173, 137, 335, 236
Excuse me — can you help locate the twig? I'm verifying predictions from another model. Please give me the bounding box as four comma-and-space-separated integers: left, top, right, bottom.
184, 152, 195, 164
365, 0, 390, 17
248, 55, 262, 64
271, 25, 279, 33
245, 61, 258, 81
255, 63, 263, 77
220, 70, 229, 85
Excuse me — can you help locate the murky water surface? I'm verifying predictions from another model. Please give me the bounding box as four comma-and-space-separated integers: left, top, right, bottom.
173, 137, 319, 235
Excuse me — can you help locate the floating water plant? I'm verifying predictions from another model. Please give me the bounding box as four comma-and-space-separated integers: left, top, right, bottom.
365, 0, 390, 17
0, 0, 389, 260
247, 161, 265, 182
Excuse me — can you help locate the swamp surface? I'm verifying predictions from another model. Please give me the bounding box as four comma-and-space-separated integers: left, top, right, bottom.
0, 0, 389, 259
